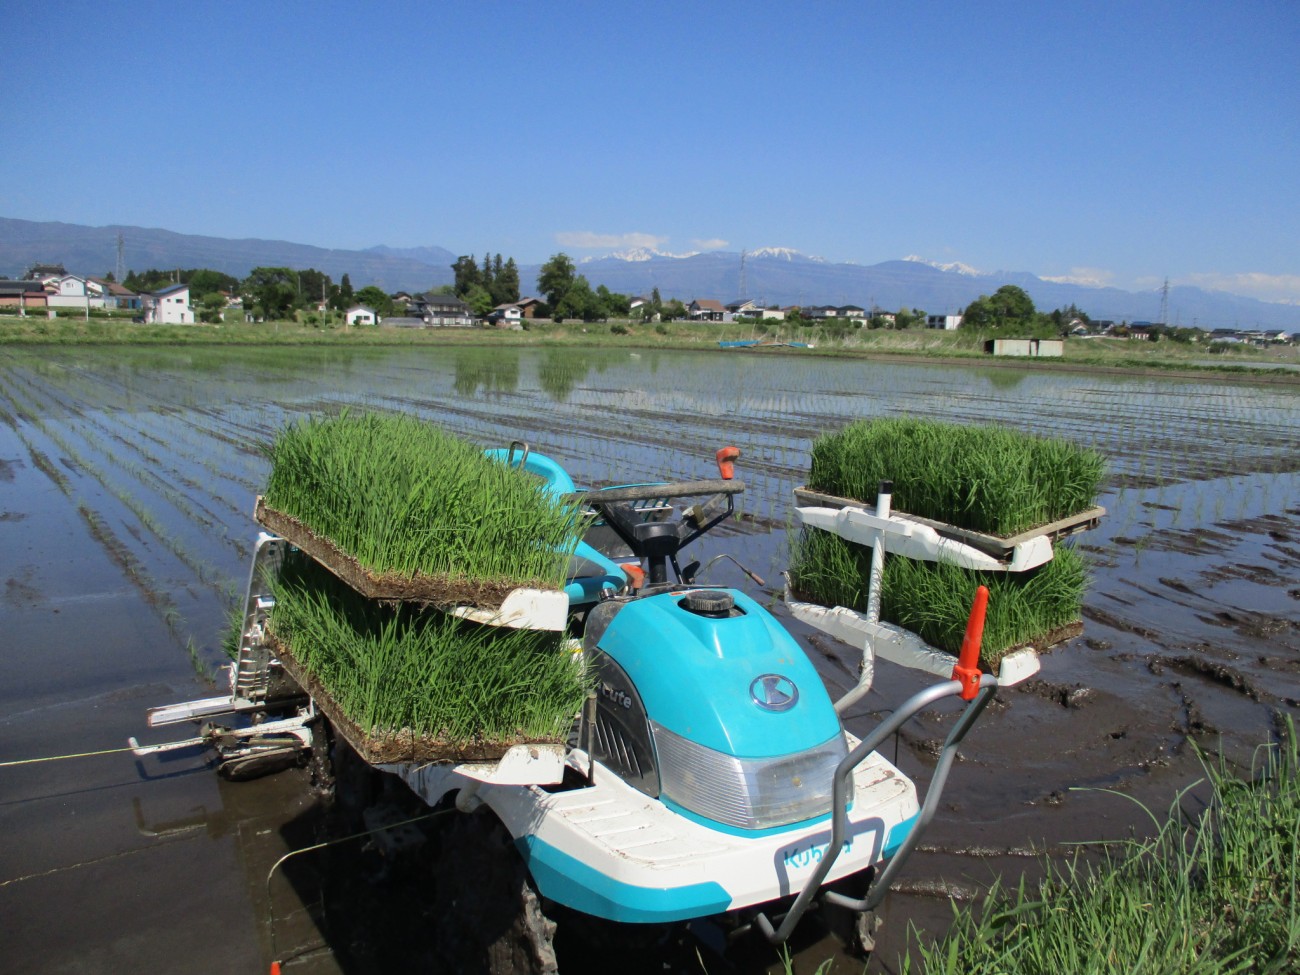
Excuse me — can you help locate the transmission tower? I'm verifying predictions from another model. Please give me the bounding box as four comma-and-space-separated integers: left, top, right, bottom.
738, 249, 747, 299
115, 233, 125, 282
1160, 277, 1170, 326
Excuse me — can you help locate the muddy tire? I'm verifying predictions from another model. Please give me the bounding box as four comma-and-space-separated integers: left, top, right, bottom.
431, 807, 558, 975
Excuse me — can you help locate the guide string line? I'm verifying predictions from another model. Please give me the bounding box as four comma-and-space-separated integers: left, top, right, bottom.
0, 744, 141, 767
265, 806, 453, 973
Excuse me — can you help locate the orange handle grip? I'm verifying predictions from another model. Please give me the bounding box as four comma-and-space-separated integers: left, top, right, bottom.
952, 585, 988, 701
715, 446, 740, 480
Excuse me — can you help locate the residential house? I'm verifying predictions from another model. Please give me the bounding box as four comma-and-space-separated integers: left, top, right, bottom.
837, 305, 866, 320
866, 310, 896, 327
24, 263, 67, 282
487, 302, 524, 325
926, 314, 963, 330
145, 283, 194, 324
726, 298, 758, 316
87, 277, 142, 310
346, 305, 378, 326
0, 280, 49, 311
801, 305, 837, 320
46, 274, 104, 309
688, 299, 726, 322
408, 292, 474, 327
514, 296, 543, 319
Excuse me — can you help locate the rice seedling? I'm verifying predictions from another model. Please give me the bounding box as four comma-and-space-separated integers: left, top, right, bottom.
902, 720, 1300, 974
260, 411, 588, 602
807, 417, 1106, 537
788, 528, 1089, 667
267, 552, 592, 759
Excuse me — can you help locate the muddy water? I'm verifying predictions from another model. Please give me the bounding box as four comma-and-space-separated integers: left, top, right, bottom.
1, 346, 1297, 973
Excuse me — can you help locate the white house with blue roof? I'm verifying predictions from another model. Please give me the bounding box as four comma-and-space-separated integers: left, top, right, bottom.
145, 283, 194, 324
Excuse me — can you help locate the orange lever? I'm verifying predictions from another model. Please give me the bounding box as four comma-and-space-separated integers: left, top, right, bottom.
952, 585, 988, 701
716, 446, 740, 480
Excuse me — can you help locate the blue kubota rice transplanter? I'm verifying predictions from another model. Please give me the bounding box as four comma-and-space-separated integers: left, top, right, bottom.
133, 443, 1040, 961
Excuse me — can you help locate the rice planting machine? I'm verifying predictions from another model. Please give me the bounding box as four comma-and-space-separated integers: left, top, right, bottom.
132, 444, 1046, 955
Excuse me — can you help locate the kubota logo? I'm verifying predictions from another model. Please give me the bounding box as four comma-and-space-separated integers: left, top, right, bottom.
750, 674, 799, 712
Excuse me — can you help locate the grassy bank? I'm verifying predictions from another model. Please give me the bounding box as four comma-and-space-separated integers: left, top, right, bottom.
2, 314, 1297, 381
904, 722, 1300, 974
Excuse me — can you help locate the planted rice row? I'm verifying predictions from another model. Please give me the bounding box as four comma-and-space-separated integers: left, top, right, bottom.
808, 417, 1105, 537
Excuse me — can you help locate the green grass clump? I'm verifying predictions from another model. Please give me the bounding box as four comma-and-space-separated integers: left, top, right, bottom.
262, 411, 584, 589
808, 417, 1106, 537
268, 553, 591, 746
904, 721, 1300, 974
788, 528, 1088, 666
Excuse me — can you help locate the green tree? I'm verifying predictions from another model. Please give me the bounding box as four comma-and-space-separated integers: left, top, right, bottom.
662, 298, 687, 321
353, 285, 393, 318
197, 292, 227, 324
451, 256, 480, 296
242, 267, 297, 321
494, 257, 521, 305
463, 283, 494, 317
538, 253, 577, 315
298, 268, 332, 306
962, 285, 1037, 332
187, 269, 239, 296
895, 306, 926, 330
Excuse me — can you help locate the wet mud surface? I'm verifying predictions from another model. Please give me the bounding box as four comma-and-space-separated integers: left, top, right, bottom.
1, 347, 1296, 973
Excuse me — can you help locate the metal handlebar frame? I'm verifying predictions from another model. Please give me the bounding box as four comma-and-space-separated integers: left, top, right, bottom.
754, 673, 999, 944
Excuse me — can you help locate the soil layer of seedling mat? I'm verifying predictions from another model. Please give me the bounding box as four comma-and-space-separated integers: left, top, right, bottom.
254, 497, 531, 610
792, 486, 1104, 561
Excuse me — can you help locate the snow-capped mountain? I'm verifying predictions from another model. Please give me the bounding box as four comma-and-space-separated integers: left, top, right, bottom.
903, 255, 982, 276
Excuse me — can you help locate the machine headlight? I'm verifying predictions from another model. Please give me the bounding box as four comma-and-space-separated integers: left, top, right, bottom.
652, 722, 847, 830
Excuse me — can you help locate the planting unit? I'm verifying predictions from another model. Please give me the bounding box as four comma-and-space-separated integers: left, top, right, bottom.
132, 440, 1036, 967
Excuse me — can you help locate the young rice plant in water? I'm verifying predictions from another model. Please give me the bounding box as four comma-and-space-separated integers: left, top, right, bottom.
268, 553, 591, 746
808, 417, 1105, 537
262, 411, 585, 589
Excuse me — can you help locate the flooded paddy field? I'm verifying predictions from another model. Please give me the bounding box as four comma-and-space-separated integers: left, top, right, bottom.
1, 345, 1297, 973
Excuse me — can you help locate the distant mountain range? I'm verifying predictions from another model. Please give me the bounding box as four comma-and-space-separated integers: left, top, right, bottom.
1, 217, 1293, 329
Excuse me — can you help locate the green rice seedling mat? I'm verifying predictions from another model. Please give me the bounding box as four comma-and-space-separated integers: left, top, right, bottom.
806, 417, 1106, 539
257, 412, 587, 610
268, 636, 563, 764
266, 552, 591, 764
788, 527, 1089, 668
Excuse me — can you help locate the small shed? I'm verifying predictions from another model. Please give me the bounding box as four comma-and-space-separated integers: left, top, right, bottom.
346, 305, 378, 326
984, 338, 1064, 358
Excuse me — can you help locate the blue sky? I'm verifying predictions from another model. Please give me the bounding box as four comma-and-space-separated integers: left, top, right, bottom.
3, 1, 1297, 302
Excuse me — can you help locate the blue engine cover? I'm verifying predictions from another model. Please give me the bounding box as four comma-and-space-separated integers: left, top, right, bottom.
594, 589, 841, 758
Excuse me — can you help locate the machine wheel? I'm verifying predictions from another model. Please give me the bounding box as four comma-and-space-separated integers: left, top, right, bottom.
431, 807, 558, 975
216, 745, 304, 781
